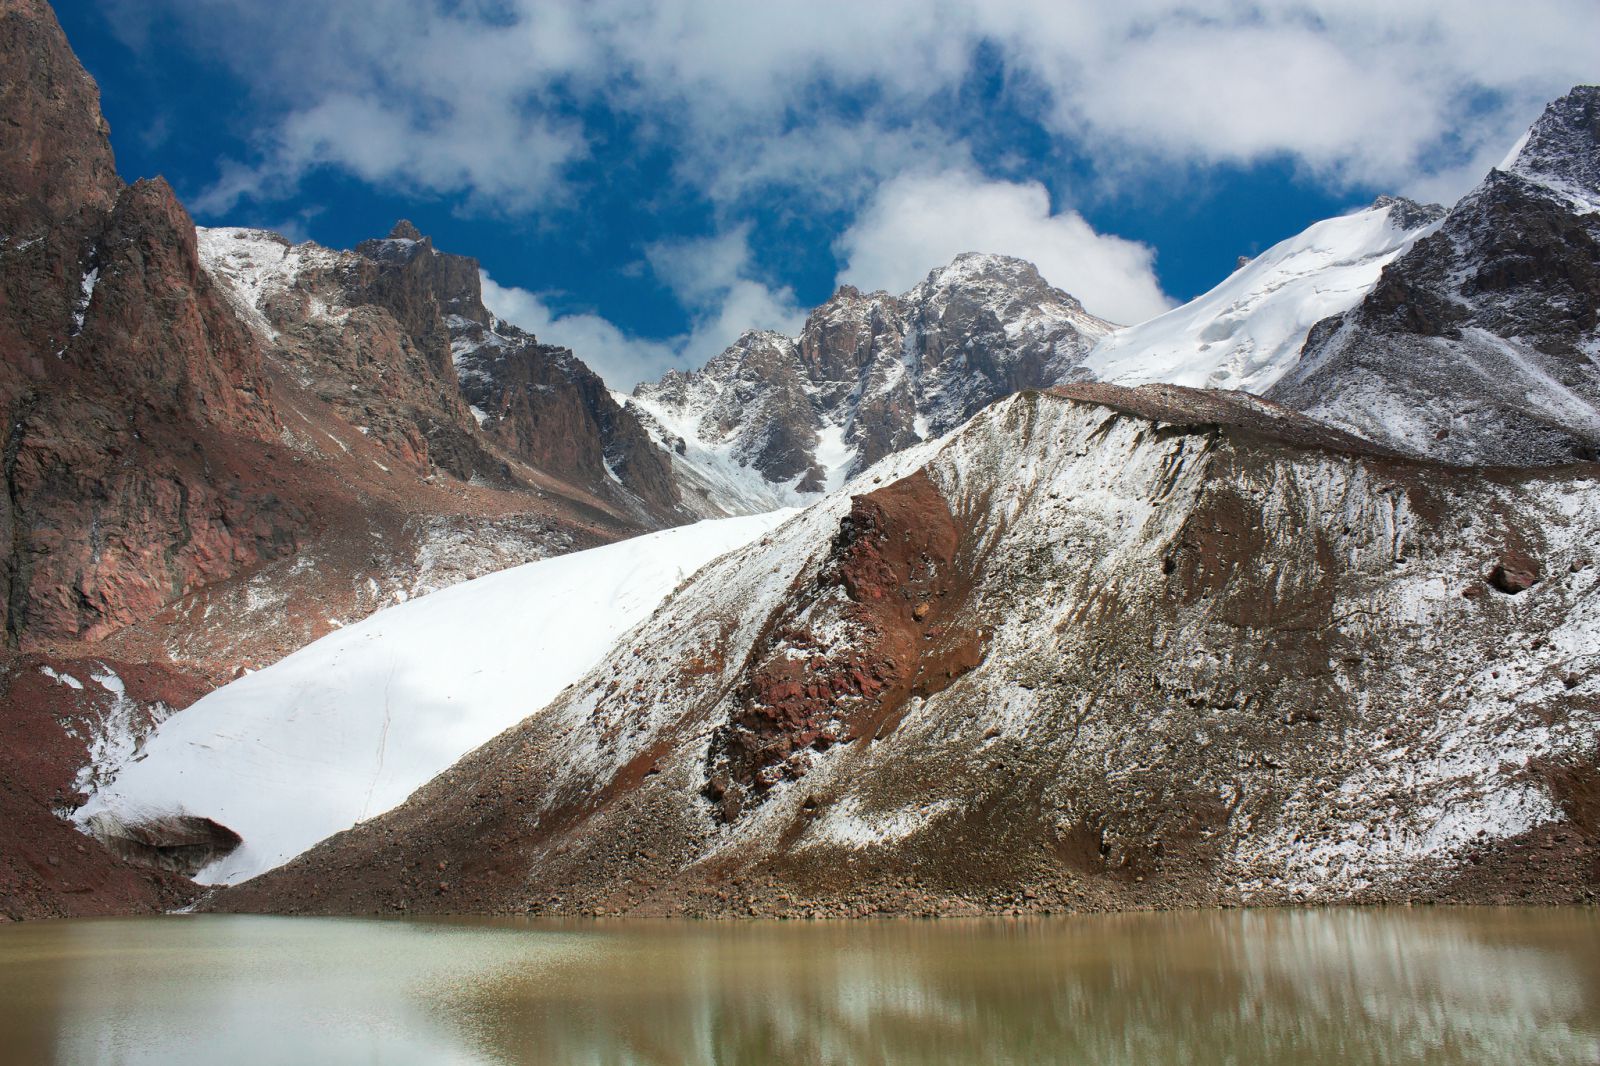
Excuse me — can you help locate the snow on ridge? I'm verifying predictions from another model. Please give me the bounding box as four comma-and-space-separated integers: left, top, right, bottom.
1083, 200, 1441, 394
196, 226, 351, 340
626, 391, 820, 515
76, 511, 792, 885
632, 251, 1116, 516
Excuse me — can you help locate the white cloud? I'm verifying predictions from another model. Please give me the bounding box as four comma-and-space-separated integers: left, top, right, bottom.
481, 226, 805, 389
836, 170, 1173, 325
111, 0, 1599, 377
122, 0, 1599, 214
646, 226, 808, 363
480, 273, 680, 390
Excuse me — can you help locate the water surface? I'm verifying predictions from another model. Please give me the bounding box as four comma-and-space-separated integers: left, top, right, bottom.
0, 909, 1596, 1064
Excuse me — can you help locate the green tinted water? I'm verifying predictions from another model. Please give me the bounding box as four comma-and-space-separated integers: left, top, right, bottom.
0, 909, 1596, 1064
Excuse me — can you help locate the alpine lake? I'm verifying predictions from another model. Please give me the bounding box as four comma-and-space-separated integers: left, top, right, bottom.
0, 907, 1596, 1064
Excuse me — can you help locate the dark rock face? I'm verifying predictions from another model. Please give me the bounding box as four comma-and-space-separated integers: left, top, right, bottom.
1272, 86, 1600, 465
450, 309, 681, 516
347, 224, 680, 513
1488, 549, 1541, 594
203, 223, 684, 519
211, 387, 1600, 919
633, 253, 1115, 502
0, 0, 119, 238
1370, 194, 1448, 233
646, 330, 824, 489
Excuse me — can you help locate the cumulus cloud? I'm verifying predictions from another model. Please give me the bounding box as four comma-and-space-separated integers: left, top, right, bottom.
645, 226, 809, 364
836, 170, 1173, 325
957, 1, 1597, 201
115, 0, 1599, 213
479, 274, 680, 390
482, 227, 805, 389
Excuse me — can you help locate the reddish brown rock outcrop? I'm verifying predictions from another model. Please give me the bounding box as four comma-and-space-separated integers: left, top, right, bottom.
706, 471, 986, 819
0, 652, 200, 919
1488, 548, 1541, 594
1, 0, 313, 646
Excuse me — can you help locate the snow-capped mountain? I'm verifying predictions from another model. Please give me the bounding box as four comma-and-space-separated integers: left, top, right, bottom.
1268, 86, 1600, 464
1083, 197, 1444, 392
78, 512, 788, 884
630, 253, 1115, 514
215, 384, 1600, 918
201, 222, 684, 519
0, 0, 709, 916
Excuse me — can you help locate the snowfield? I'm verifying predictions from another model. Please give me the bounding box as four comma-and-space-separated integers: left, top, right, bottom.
76, 511, 791, 885
1083, 199, 1440, 393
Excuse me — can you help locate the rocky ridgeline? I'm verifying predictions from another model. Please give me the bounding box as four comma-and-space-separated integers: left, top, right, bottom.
631, 254, 1115, 509
1271, 86, 1600, 464
1, 0, 300, 648
2, 0, 689, 659
215, 385, 1600, 918
201, 221, 682, 519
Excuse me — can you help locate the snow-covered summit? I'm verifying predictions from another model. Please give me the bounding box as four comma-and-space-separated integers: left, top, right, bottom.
633, 251, 1116, 516
1499, 84, 1600, 213
1082, 197, 1443, 394
1268, 86, 1600, 465
196, 226, 353, 339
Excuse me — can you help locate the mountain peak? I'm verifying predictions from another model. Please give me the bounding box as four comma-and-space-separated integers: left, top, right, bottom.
1370, 195, 1447, 230
388, 219, 425, 241
924, 251, 1044, 290
1502, 84, 1600, 205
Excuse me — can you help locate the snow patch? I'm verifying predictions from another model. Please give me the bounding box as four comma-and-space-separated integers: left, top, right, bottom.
40, 666, 84, 690
74, 665, 170, 797
805, 796, 962, 848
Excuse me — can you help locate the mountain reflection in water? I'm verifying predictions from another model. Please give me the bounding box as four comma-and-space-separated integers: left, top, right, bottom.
0, 909, 1595, 1065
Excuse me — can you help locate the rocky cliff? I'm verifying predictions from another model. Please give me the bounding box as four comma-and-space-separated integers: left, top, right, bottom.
0, 0, 689, 916
215, 385, 1600, 918
201, 223, 681, 518
1270, 86, 1600, 465
1, 0, 304, 649
631, 253, 1114, 513
0, 0, 700, 664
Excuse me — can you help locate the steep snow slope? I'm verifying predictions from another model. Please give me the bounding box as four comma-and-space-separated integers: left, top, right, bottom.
216, 385, 1600, 918
76, 511, 789, 885
623, 387, 806, 516
1083, 197, 1443, 392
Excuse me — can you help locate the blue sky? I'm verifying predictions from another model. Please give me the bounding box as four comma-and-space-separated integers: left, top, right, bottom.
56, 1, 1597, 388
